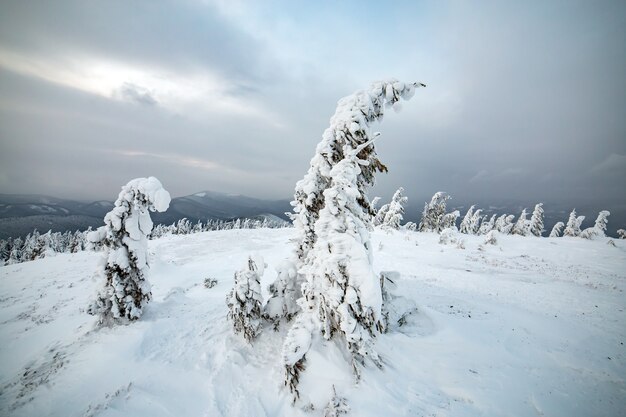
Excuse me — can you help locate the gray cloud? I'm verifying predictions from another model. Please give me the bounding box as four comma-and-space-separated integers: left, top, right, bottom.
116, 83, 158, 106
0, 0, 624, 216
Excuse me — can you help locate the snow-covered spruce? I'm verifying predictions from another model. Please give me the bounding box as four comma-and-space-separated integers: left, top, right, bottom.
441, 210, 460, 231
284, 136, 403, 397
87, 177, 170, 323
373, 201, 389, 227
291, 80, 424, 266
484, 230, 498, 245
618, 229, 626, 239
478, 214, 497, 235
459, 205, 475, 234
512, 209, 529, 236
563, 209, 581, 237
469, 209, 484, 235
227, 255, 265, 342
381, 187, 408, 230
530, 203, 545, 237
549, 222, 565, 238
418, 191, 450, 233
304, 145, 384, 372
580, 210, 610, 240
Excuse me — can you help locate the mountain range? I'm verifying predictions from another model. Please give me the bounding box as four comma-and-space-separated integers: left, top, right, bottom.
0, 191, 291, 239
1, 191, 624, 239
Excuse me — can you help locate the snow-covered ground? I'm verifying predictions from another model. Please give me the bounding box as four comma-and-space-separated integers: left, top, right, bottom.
0, 229, 624, 417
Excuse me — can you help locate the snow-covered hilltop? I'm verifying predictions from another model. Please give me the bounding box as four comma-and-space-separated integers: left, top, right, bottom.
0, 228, 624, 417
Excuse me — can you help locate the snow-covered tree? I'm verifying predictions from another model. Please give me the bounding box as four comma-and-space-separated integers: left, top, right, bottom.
227, 255, 265, 341
459, 205, 475, 234
291, 80, 423, 265
469, 209, 484, 235
529, 203, 545, 237
371, 196, 381, 212
563, 210, 580, 237
88, 177, 170, 324
302, 146, 384, 370
441, 210, 460, 231
478, 214, 496, 235
323, 386, 349, 417
7, 237, 23, 264
581, 210, 610, 239
512, 209, 529, 236
381, 187, 408, 230
264, 260, 300, 325
549, 222, 565, 237
373, 202, 390, 226
281, 80, 423, 397
484, 230, 498, 245
617, 229, 626, 239
418, 191, 450, 233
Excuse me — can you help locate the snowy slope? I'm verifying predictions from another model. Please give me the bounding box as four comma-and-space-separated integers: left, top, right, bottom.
0, 229, 624, 417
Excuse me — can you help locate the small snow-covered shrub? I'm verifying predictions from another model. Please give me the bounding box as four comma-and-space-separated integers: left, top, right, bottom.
484, 230, 498, 245
282, 312, 316, 400
618, 229, 626, 239
88, 177, 170, 324
323, 386, 349, 417
439, 227, 457, 245
404, 221, 417, 232
264, 260, 301, 325
227, 255, 265, 342
204, 278, 218, 289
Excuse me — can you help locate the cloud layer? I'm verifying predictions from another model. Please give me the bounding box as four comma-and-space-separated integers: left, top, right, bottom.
0, 0, 624, 209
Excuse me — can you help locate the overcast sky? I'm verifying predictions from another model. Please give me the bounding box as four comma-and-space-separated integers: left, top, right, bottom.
0, 0, 624, 207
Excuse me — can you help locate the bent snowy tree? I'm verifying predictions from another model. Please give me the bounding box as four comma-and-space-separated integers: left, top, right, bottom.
88, 177, 170, 324
291, 80, 424, 267
282, 79, 424, 398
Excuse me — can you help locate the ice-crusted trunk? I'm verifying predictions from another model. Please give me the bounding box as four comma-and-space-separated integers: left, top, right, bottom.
88, 177, 170, 324
282, 79, 423, 399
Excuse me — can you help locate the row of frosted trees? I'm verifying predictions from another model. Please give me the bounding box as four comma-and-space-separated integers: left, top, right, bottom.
373, 189, 621, 240
0, 216, 288, 266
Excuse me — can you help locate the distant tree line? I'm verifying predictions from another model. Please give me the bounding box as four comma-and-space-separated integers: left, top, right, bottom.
375, 189, 623, 241
0, 217, 289, 266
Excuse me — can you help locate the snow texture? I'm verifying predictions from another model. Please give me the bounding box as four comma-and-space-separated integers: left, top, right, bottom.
1, 228, 624, 417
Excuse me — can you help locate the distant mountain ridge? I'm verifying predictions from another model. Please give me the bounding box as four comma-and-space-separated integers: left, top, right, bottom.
0, 191, 291, 239
1, 191, 623, 239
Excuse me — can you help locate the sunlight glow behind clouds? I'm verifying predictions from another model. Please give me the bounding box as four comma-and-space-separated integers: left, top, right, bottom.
0, 47, 281, 126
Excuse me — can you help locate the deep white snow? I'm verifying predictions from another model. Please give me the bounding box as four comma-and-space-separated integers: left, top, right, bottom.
0, 228, 624, 416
